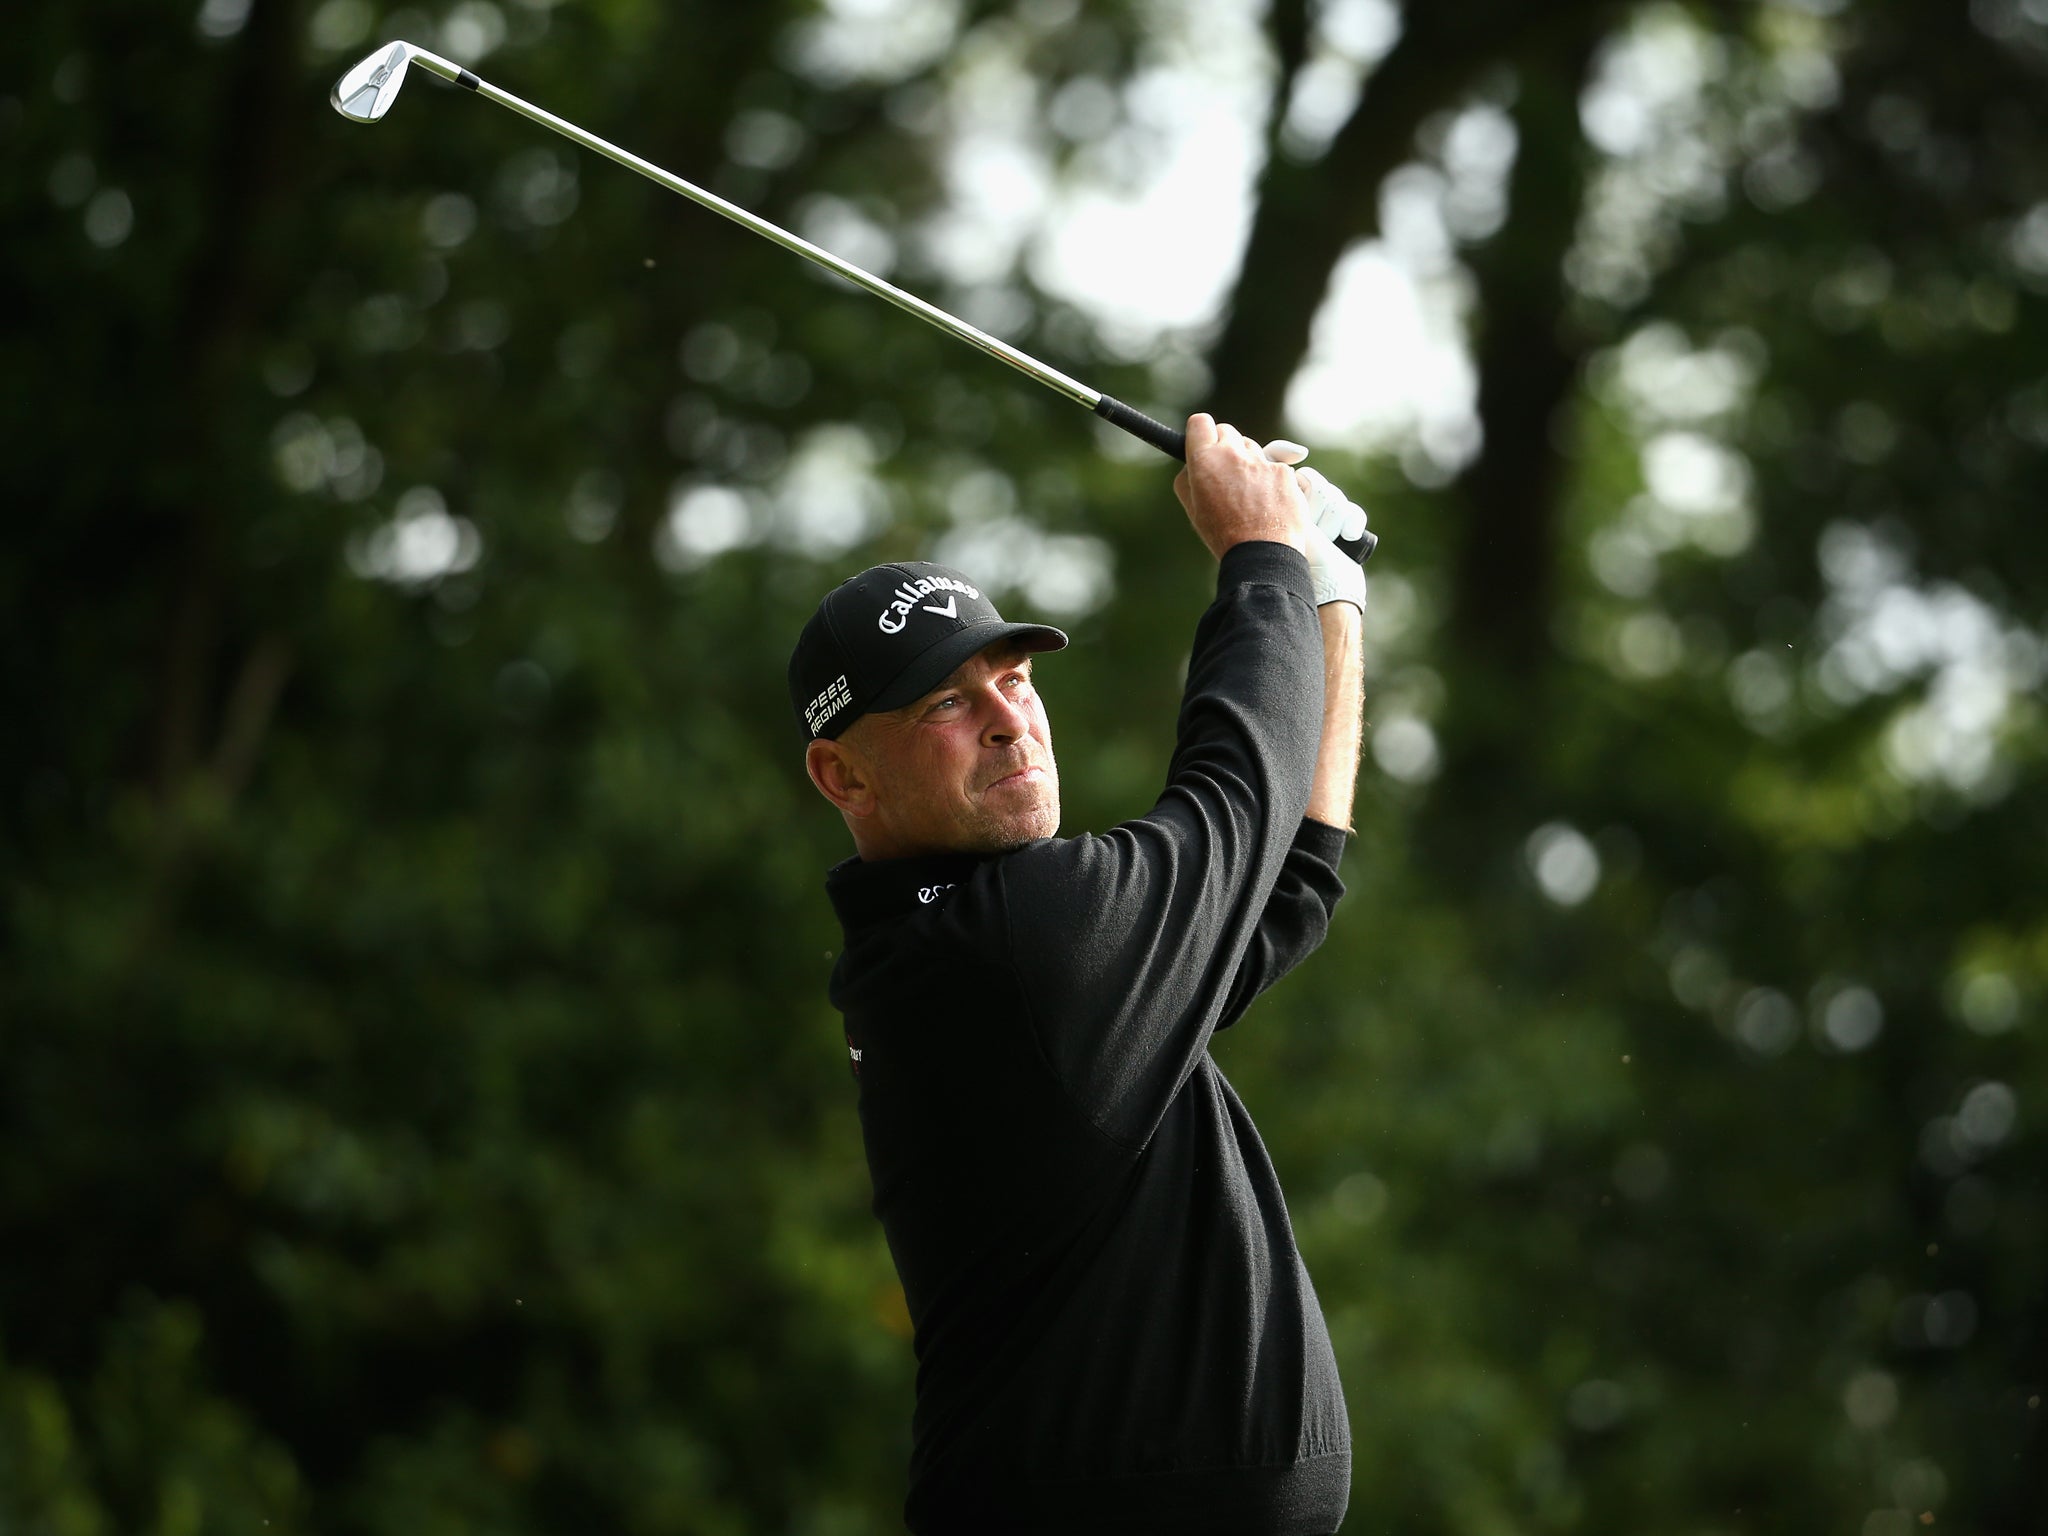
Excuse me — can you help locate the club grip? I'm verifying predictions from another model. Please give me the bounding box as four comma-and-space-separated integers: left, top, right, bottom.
1093, 393, 1187, 461
1337, 528, 1379, 564
1094, 393, 1378, 563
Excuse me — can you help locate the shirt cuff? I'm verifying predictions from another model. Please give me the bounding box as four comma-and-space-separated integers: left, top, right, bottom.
1216, 540, 1315, 607
1294, 817, 1353, 861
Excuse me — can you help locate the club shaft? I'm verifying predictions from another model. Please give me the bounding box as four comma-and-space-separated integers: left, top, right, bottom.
338, 46, 1384, 551
404, 49, 1107, 415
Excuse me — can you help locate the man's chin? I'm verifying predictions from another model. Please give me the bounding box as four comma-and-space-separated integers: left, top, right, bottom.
972, 796, 1060, 853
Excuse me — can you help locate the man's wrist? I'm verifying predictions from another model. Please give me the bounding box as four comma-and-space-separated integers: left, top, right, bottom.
1317, 599, 1363, 635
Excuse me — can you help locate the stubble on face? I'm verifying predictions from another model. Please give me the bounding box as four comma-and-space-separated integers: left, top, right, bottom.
958, 745, 1060, 852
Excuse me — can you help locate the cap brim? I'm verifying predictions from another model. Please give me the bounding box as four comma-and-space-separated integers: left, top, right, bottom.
867, 620, 1069, 714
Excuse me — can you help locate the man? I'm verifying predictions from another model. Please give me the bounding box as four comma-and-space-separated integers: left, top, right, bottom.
788, 414, 1368, 1534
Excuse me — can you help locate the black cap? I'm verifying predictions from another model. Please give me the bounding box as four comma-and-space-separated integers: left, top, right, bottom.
789, 561, 1068, 740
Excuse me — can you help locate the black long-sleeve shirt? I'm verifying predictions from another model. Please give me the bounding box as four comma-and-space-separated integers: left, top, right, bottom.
824, 541, 1351, 1535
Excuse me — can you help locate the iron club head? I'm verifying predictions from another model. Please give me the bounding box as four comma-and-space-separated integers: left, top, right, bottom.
331, 42, 414, 123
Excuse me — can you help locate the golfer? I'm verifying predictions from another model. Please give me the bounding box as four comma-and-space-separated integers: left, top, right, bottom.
788, 413, 1367, 1534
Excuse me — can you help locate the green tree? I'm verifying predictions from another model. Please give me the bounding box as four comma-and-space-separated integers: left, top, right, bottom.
3, 0, 2041, 1531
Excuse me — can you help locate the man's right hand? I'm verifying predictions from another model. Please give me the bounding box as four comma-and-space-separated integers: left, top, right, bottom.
1171, 414, 1308, 561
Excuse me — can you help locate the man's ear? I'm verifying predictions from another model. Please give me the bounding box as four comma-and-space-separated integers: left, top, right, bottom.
806, 735, 877, 820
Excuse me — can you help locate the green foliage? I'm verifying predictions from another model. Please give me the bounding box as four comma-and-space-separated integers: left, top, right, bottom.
4, 0, 2044, 1531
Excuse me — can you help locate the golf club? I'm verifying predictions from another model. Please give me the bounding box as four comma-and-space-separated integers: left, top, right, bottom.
331, 41, 1376, 560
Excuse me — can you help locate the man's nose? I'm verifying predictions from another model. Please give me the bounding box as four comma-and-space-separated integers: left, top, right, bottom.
980, 688, 1031, 744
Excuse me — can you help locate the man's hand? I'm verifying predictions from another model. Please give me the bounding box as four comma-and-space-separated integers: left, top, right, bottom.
1261, 446, 1369, 614
1290, 466, 1368, 613
1172, 414, 1309, 561
1289, 464, 1369, 547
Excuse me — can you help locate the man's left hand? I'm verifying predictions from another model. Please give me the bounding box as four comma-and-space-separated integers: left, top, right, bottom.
1262, 443, 1368, 613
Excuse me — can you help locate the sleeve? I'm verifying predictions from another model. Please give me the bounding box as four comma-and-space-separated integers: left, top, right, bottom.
1212, 817, 1349, 1034
985, 541, 1328, 1147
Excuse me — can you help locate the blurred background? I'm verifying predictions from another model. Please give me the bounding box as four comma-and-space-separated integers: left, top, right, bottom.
4, 0, 2044, 1530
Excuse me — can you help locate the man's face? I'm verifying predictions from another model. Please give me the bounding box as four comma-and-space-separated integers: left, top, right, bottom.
822, 641, 1060, 859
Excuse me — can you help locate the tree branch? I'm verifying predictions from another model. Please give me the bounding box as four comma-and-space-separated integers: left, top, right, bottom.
151, 0, 309, 799
1446, 26, 1606, 682
1261, 0, 1315, 155
1205, 0, 1624, 435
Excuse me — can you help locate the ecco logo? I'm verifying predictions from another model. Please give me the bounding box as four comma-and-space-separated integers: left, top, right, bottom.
877, 576, 981, 635
917, 883, 956, 905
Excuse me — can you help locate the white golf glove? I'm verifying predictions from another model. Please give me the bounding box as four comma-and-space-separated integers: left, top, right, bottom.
1263, 440, 1368, 612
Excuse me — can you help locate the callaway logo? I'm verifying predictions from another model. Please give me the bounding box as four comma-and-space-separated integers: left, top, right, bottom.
877, 575, 980, 635
805, 673, 852, 736
917, 883, 956, 905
